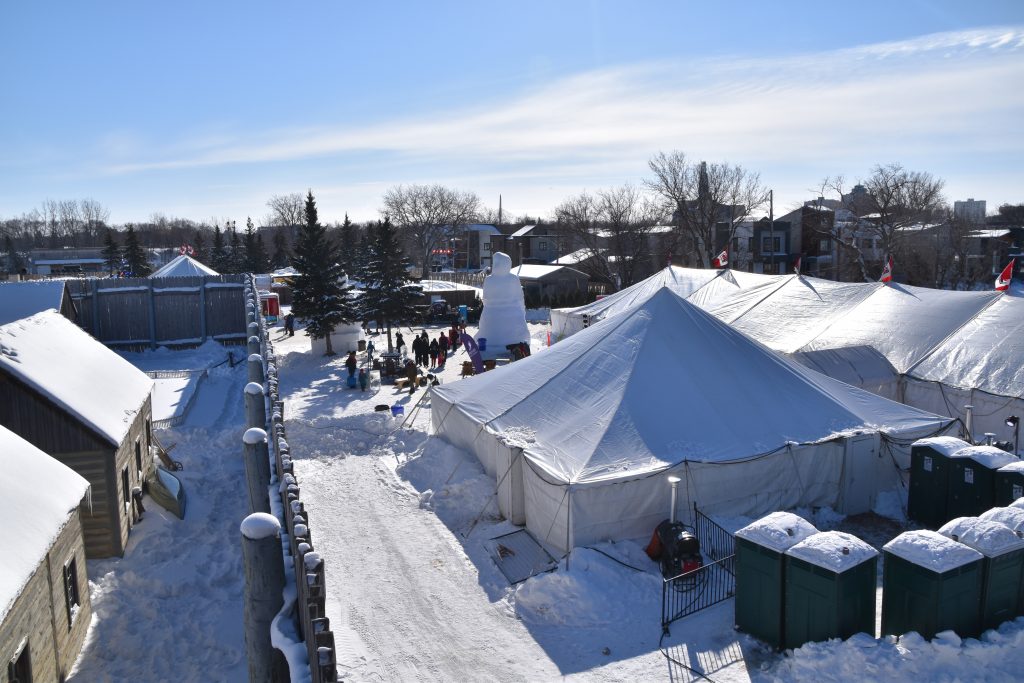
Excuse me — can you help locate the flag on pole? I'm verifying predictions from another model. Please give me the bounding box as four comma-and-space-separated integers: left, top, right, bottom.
879, 255, 894, 283
996, 258, 1015, 292
460, 332, 485, 374
793, 256, 801, 274
712, 249, 728, 268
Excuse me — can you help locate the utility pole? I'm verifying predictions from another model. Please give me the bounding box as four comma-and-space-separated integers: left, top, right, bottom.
768, 190, 775, 274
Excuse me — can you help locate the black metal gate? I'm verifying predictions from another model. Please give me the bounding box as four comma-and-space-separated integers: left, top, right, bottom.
661, 506, 737, 634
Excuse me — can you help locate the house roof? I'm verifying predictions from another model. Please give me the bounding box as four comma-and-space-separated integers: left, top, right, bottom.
150, 254, 219, 278
510, 225, 537, 238
0, 425, 90, 622
0, 280, 69, 325
0, 311, 153, 446
511, 264, 586, 281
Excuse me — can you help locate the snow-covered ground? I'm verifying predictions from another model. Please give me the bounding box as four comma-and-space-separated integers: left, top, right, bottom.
70, 315, 1024, 682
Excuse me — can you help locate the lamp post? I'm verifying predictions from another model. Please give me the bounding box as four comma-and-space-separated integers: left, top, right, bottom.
1007, 416, 1020, 456
667, 475, 681, 523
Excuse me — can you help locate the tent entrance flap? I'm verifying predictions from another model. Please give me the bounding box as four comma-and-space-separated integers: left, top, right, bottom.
487, 529, 557, 585
838, 433, 879, 515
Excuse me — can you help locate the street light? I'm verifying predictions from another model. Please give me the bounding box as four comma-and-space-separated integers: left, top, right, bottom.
1007, 415, 1020, 456
667, 475, 681, 523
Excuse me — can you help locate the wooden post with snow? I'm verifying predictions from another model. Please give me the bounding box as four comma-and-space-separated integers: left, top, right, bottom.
243, 428, 271, 515
245, 381, 266, 430
240, 512, 286, 683
248, 353, 265, 385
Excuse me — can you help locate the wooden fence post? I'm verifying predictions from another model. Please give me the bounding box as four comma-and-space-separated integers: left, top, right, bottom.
245, 382, 266, 430
248, 353, 266, 385
240, 512, 285, 683
243, 428, 271, 515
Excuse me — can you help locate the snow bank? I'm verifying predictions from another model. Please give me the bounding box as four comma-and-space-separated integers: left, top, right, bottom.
938, 517, 1024, 557
786, 531, 878, 572
735, 511, 818, 553
912, 436, 971, 456
883, 530, 982, 573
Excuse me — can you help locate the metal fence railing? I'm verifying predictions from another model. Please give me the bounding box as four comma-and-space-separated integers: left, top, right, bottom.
661, 506, 737, 635
149, 369, 209, 429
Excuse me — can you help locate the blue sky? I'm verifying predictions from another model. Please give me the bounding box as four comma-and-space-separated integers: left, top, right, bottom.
1, 1, 1022, 225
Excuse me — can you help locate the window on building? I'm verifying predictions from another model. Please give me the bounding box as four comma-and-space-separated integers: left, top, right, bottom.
761, 236, 781, 253
483, 243, 491, 252
63, 558, 81, 627
819, 239, 832, 252
538, 240, 548, 250
7, 638, 31, 683
135, 440, 143, 479
121, 466, 130, 506
145, 419, 151, 451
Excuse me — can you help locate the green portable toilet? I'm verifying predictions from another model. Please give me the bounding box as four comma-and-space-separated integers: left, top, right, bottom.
947, 447, 1018, 520
881, 530, 984, 639
908, 436, 970, 528
783, 531, 878, 650
994, 462, 1024, 508
938, 517, 1024, 632
979, 506, 1024, 616
734, 512, 818, 649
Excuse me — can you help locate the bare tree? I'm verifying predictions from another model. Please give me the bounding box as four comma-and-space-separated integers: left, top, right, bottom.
380, 184, 480, 274
266, 193, 305, 239
555, 185, 662, 290
79, 198, 110, 243
645, 151, 768, 267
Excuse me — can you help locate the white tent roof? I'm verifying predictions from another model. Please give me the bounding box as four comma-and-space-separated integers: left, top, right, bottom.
150, 254, 219, 278
0, 425, 90, 622
909, 293, 1024, 396
434, 288, 951, 486
0, 280, 68, 325
0, 311, 153, 445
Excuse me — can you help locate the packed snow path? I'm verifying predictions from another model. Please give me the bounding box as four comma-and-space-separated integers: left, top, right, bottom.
68, 355, 249, 682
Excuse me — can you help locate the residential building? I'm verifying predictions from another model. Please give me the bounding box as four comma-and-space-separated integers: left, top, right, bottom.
954, 198, 987, 224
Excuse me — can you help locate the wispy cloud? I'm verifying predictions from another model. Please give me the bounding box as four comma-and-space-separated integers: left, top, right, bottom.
99, 26, 1024, 207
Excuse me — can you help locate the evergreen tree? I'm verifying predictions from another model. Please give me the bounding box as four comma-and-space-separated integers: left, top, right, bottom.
358, 217, 422, 352
193, 230, 207, 264
210, 225, 230, 272
338, 213, 357, 276
254, 233, 272, 273
228, 223, 244, 273
290, 190, 355, 355
271, 226, 290, 269
3, 234, 24, 274
101, 228, 122, 275
122, 225, 152, 276
243, 217, 258, 273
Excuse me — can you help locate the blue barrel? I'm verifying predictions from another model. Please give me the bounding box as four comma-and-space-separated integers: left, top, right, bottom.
478, 337, 487, 351
459, 304, 468, 320
391, 405, 404, 417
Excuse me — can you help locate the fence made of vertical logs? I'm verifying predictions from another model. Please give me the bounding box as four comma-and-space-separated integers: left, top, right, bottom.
241, 275, 338, 683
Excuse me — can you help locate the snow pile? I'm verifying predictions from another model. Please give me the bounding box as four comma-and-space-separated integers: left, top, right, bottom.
0, 426, 90, 622
515, 547, 660, 627
476, 252, 529, 350
950, 445, 1019, 470
938, 517, 1024, 557
873, 489, 908, 522
772, 627, 1024, 682
912, 436, 971, 456
979, 507, 1024, 533
786, 531, 878, 572
735, 511, 818, 553
883, 530, 982, 573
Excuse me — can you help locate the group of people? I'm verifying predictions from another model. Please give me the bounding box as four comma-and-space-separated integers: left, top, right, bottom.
410, 329, 461, 369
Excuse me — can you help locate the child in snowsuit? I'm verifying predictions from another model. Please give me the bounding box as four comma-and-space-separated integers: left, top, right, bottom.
358, 368, 368, 391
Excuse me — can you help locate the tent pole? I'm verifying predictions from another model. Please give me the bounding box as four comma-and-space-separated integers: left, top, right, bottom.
565, 488, 571, 572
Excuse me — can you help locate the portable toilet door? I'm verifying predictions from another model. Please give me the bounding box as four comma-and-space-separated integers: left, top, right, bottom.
908, 437, 970, 528
838, 433, 879, 515
995, 461, 1024, 508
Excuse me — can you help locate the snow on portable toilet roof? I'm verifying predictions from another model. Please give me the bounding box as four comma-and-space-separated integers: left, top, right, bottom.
0, 310, 153, 446
979, 507, 1024, 534
0, 425, 90, 622
913, 436, 971, 456
937, 517, 1024, 557
883, 530, 983, 573
950, 446, 1019, 470
735, 511, 818, 553
998, 460, 1024, 473
1011, 498, 1024, 511
785, 531, 878, 573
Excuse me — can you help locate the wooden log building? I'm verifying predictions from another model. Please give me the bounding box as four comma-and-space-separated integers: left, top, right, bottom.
0, 311, 154, 558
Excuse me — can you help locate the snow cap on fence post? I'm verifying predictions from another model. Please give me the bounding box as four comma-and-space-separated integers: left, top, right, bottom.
242, 427, 271, 515
244, 381, 266, 430
240, 512, 285, 683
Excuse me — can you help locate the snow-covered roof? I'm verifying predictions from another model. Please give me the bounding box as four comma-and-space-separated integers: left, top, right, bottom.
511, 264, 586, 281
979, 507, 1024, 533
553, 248, 603, 265
510, 225, 537, 238
735, 512, 817, 552
949, 446, 1018, 470
418, 279, 482, 295
938, 517, 1024, 557
0, 311, 153, 445
967, 229, 1011, 239
0, 425, 90, 622
786, 531, 878, 573
150, 254, 219, 278
0, 280, 68, 325
464, 223, 501, 235
434, 288, 952, 485
912, 436, 972, 457
883, 530, 983, 573
33, 258, 105, 265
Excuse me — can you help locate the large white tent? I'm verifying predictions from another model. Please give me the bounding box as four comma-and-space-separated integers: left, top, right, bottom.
433, 288, 954, 552
150, 254, 219, 279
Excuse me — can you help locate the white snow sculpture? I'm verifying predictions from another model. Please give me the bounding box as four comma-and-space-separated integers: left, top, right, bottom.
476, 252, 529, 355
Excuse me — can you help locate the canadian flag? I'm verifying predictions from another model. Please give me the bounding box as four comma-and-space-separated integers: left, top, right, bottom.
179, 244, 194, 256
793, 256, 802, 274
996, 258, 1015, 292
712, 249, 728, 268
879, 255, 894, 283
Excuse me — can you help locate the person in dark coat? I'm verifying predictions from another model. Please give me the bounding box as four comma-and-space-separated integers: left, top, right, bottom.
412, 332, 425, 367
395, 332, 405, 355
438, 332, 449, 367
449, 324, 460, 349
419, 331, 430, 366
345, 351, 357, 378
428, 338, 439, 367
405, 359, 419, 395
284, 312, 295, 337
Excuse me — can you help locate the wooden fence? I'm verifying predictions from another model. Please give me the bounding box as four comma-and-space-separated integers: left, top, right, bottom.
246, 277, 338, 683
65, 276, 248, 348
